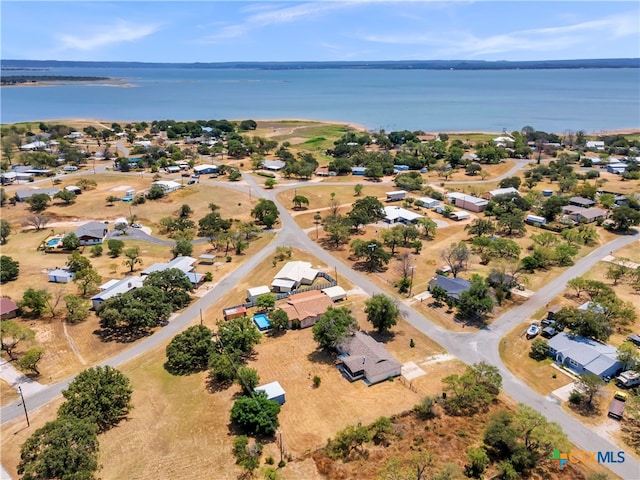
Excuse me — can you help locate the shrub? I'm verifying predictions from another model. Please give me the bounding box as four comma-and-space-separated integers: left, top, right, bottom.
569, 390, 583, 405
313, 375, 321, 388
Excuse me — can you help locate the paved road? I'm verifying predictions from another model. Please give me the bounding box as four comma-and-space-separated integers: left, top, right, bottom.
2, 168, 639, 478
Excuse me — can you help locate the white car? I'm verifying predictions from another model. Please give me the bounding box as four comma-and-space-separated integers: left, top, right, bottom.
131, 223, 143, 229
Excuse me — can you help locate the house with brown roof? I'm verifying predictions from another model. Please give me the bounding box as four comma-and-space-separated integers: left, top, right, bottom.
337, 331, 402, 385
279, 290, 333, 328
0, 298, 19, 320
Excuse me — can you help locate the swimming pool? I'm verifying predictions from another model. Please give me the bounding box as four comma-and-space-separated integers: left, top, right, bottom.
45, 237, 62, 248
253, 314, 271, 331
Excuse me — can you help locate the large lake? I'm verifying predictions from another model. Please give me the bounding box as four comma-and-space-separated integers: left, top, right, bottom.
1, 66, 639, 132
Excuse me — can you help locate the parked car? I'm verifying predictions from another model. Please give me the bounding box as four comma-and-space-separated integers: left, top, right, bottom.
187, 179, 196, 185
131, 223, 142, 229
181, 172, 190, 177
526, 322, 540, 339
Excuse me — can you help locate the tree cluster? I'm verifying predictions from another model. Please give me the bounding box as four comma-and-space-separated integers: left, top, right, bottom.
442, 362, 502, 416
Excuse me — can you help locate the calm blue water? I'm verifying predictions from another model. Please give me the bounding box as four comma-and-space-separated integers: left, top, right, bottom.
1, 66, 639, 132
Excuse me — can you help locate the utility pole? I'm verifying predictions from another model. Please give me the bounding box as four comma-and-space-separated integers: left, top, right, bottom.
200, 308, 203, 326
409, 266, 416, 297
18, 386, 30, 427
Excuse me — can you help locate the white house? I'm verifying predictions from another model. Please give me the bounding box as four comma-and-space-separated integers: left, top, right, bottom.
20, 141, 48, 151
151, 180, 181, 193
271, 261, 318, 293
142, 256, 196, 276
91, 276, 144, 309
383, 206, 423, 224
262, 160, 286, 171
48, 268, 75, 283
74, 221, 109, 245
485, 187, 520, 199
586, 141, 605, 151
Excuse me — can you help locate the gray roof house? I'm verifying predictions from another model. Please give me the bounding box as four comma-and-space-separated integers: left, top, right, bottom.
74, 221, 109, 246
547, 332, 622, 379
569, 196, 596, 208
337, 331, 402, 385
91, 276, 144, 309
428, 275, 471, 300
15, 187, 59, 202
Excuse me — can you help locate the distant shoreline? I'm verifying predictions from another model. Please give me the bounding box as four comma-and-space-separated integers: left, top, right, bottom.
3, 117, 638, 138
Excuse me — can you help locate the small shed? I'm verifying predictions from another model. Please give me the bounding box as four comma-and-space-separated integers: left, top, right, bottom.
247, 285, 271, 302
198, 254, 216, 265
386, 190, 408, 202
322, 286, 347, 302
450, 211, 469, 221
223, 306, 247, 320
416, 197, 440, 208
48, 268, 75, 283
255, 381, 286, 405
526, 214, 547, 225
0, 298, 19, 320
64, 185, 82, 195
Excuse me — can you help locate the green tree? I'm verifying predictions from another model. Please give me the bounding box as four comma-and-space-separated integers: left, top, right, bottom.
465, 218, 496, 237
90, 244, 103, 257
350, 239, 391, 272
216, 316, 261, 356
270, 309, 289, 332
324, 219, 351, 249
256, 293, 276, 311
123, 246, 143, 272
465, 447, 489, 478
53, 189, 76, 205
0, 219, 11, 244
66, 251, 91, 272
574, 373, 604, 407
19, 288, 52, 317
143, 268, 193, 308
107, 239, 125, 257
312, 306, 358, 350
165, 325, 215, 375
442, 362, 502, 416
61, 232, 80, 251
618, 341, 640, 370
235, 366, 260, 395
456, 274, 494, 320
58, 366, 133, 432
209, 350, 241, 383
440, 241, 470, 278
364, 294, 400, 333
26, 193, 51, 212
232, 435, 262, 476
292, 195, 309, 209
105, 195, 121, 206
530, 338, 550, 360
264, 178, 277, 189
63, 295, 90, 324
347, 196, 385, 232
354, 183, 363, 196
0, 320, 35, 360
17, 347, 45, 375
74, 267, 101, 297
251, 198, 279, 227
610, 206, 640, 231
147, 184, 166, 200
327, 424, 372, 460
416, 216, 437, 239
172, 239, 193, 258
0, 255, 19, 283
230, 391, 281, 436
497, 209, 526, 236
381, 226, 404, 255
17, 416, 99, 480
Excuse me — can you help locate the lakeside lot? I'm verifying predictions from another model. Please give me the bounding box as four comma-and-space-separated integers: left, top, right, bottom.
1, 118, 639, 478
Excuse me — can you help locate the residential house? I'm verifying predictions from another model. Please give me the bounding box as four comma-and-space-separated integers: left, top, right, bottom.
447, 192, 488, 212
14, 187, 59, 202
151, 180, 181, 193
262, 160, 286, 171
337, 331, 402, 385
492, 136, 515, 147
74, 221, 108, 246
383, 206, 424, 224
193, 165, 217, 175
569, 196, 596, 208
20, 141, 48, 151
255, 381, 286, 405
198, 254, 216, 265
484, 187, 520, 200
563, 206, 607, 224
91, 276, 144, 309
547, 332, 622, 379
429, 275, 471, 301
48, 268, 75, 283
585, 141, 605, 151
13, 166, 53, 177
0, 298, 19, 320
606, 163, 627, 174
141, 256, 203, 285
271, 261, 319, 293
279, 290, 334, 328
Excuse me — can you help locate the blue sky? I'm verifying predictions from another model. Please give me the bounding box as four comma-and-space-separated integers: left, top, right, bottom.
2, 1, 639, 62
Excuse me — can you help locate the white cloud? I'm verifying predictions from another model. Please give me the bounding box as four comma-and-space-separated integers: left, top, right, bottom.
56, 20, 160, 51
200, 1, 362, 43
356, 11, 640, 57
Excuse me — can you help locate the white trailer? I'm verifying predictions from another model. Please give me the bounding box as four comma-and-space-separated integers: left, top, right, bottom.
386, 190, 408, 202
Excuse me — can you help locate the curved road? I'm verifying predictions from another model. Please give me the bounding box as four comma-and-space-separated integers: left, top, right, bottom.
2, 167, 639, 478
